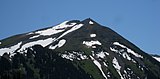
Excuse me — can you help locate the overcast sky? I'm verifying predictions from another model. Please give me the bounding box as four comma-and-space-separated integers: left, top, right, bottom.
0, 0, 160, 54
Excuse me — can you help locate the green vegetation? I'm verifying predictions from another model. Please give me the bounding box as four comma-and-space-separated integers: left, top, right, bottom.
0, 34, 22, 47
79, 60, 104, 79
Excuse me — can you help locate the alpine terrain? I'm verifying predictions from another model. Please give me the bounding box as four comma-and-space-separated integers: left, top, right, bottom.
0, 18, 160, 79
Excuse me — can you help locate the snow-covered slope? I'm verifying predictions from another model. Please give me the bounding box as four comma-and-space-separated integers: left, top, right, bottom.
0, 18, 160, 79
0, 20, 83, 55
153, 56, 160, 62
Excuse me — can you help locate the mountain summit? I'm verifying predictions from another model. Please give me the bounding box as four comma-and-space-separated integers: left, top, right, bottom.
0, 18, 160, 79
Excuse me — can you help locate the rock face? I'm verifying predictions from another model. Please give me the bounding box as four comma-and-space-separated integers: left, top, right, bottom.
0, 18, 160, 79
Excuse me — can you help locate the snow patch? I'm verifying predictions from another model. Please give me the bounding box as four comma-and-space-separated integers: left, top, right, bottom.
96, 51, 109, 59
153, 56, 160, 62
90, 34, 96, 37
58, 39, 66, 48
96, 52, 105, 58
18, 38, 55, 52
104, 51, 110, 56
57, 23, 83, 39
49, 45, 57, 50
110, 47, 118, 52
49, 39, 66, 49
70, 23, 77, 25
54, 21, 76, 29
122, 52, 131, 60
123, 68, 135, 79
27, 32, 34, 35
83, 40, 101, 47
90, 56, 108, 79
103, 62, 108, 67
89, 21, 94, 24
103, 62, 111, 78
112, 57, 124, 79
0, 42, 1, 44
35, 28, 64, 36
0, 42, 22, 56
110, 47, 137, 63
61, 51, 88, 61
113, 42, 143, 58
92, 46, 96, 48
29, 35, 40, 39
61, 53, 74, 61
35, 21, 77, 36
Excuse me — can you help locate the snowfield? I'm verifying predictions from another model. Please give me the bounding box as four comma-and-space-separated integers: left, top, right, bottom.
35, 27, 64, 36
0, 21, 84, 56
0, 42, 22, 56
18, 38, 55, 52
35, 21, 77, 36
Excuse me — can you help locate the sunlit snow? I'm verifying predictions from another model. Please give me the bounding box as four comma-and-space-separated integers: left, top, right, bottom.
29, 35, 40, 39
92, 46, 96, 48
49, 45, 57, 50
103, 62, 108, 67
0, 42, 22, 56
153, 56, 160, 62
57, 24, 83, 39
27, 32, 34, 35
89, 21, 94, 25
49, 39, 66, 49
35, 21, 77, 36
110, 47, 118, 52
113, 42, 143, 58
110, 47, 131, 61
25, 22, 83, 52
61, 53, 74, 61
18, 38, 55, 52
53, 21, 76, 29
72, 51, 88, 60
57, 39, 66, 47
90, 56, 108, 79
90, 34, 96, 37
123, 68, 135, 79
112, 57, 124, 79
96, 51, 109, 59
122, 52, 131, 60
96, 52, 105, 58
35, 28, 64, 36
61, 51, 88, 61
83, 40, 102, 47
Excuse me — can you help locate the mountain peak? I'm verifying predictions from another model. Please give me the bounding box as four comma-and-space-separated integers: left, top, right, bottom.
0, 19, 160, 79
82, 18, 99, 25
83, 18, 93, 21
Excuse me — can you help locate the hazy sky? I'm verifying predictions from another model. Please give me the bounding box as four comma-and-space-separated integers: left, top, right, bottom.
0, 0, 160, 54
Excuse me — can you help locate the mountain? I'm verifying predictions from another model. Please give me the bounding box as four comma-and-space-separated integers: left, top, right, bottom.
151, 54, 160, 62
0, 18, 160, 79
